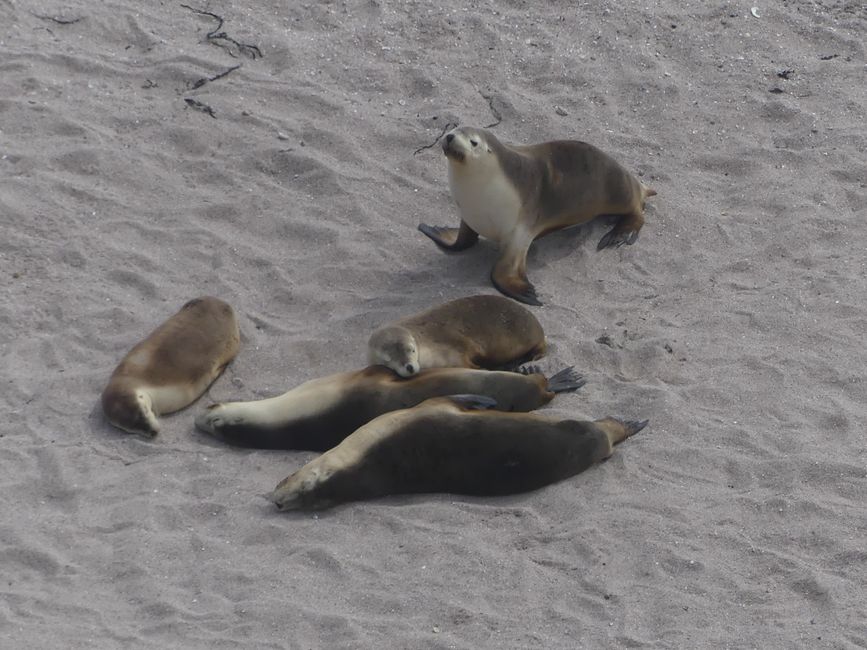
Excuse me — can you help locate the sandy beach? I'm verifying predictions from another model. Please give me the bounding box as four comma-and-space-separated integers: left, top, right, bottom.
1, 0, 865, 647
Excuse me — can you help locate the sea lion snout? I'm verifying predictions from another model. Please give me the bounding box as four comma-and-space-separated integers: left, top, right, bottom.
442, 130, 466, 162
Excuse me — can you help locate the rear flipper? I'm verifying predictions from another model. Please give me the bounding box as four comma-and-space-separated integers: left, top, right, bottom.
545, 366, 586, 393
597, 211, 645, 250
446, 394, 498, 411
594, 417, 649, 446
418, 220, 479, 252
515, 365, 586, 394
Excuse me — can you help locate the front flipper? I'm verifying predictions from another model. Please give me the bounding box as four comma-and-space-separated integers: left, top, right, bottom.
446, 394, 498, 410
491, 247, 541, 306
545, 366, 586, 394
418, 220, 479, 252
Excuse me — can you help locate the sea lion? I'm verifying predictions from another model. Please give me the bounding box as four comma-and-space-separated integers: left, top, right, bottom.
367, 294, 546, 378
268, 394, 648, 510
418, 126, 657, 305
195, 365, 584, 451
101, 296, 240, 436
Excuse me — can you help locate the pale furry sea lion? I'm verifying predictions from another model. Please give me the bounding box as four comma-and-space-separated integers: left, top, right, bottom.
418, 126, 657, 305
101, 296, 240, 436
195, 365, 584, 451
268, 394, 648, 510
367, 294, 546, 377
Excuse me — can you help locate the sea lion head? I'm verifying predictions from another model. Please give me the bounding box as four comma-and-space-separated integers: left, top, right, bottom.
268, 463, 336, 511
442, 126, 496, 166
101, 386, 160, 437
367, 326, 420, 378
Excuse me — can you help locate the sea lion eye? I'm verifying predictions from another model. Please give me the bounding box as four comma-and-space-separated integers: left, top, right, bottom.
470, 140, 478, 147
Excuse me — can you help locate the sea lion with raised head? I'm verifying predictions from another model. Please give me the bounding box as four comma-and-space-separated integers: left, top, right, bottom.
101, 296, 240, 436
195, 365, 584, 451
367, 294, 546, 378
268, 394, 648, 510
418, 126, 657, 305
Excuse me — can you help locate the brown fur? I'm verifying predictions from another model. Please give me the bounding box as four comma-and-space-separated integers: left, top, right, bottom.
368, 294, 546, 377
195, 364, 584, 451
102, 296, 240, 436
420, 127, 656, 305
268, 395, 648, 510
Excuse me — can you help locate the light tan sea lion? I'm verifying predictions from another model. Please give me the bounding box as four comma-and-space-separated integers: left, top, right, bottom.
101, 296, 240, 436
195, 365, 584, 451
367, 294, 546, 377
268, 394, 648, 510
418, 126, 657, 305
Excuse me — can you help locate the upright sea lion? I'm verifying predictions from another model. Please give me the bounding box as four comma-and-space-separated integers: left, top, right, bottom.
101, 296, 240, 436
367, 294, 546, 377
268, 394, 648, 510
418, 126, 657, 305
195, 365, 584, 451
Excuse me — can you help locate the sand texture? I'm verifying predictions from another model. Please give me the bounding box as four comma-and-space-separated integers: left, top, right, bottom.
1, 0, 866, 647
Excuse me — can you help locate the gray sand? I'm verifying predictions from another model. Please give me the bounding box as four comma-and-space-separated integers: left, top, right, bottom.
1, 1, 865, 647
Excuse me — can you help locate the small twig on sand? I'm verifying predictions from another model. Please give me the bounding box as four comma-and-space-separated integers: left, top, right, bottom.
180, 4, 263, 59
479, 90, 502, 128
184, 97, 217, 118
32, 13, 83, 25
413, 121, 458, 156
192, 64, 241, 89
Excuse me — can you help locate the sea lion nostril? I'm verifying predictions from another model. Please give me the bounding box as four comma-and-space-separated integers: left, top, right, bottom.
406, 364, 415, 373
445, 133, 455, 144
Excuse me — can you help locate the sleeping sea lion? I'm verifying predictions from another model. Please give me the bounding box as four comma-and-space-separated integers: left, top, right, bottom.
268, 394, 648, 510
101, 296, 240, 436
367, 294, 546, 377
195, 365, 583, 451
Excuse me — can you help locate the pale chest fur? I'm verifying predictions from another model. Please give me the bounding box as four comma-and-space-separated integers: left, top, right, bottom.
448, 163, 524, 242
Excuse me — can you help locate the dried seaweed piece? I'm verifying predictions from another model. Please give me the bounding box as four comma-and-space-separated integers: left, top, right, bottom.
413, 122, 458, 156
191, 64, 241, 89
479, 90, 502, 128
180, 4, 262, 59
184, 97, 216, 118
33, 13, 83, 24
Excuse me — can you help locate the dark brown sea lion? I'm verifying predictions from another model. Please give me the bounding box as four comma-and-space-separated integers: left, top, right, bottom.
268, 394, 648, 510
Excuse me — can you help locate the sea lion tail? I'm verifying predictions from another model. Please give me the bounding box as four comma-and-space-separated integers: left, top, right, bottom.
546, 366, 586, 394
446, 394, 498, 411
